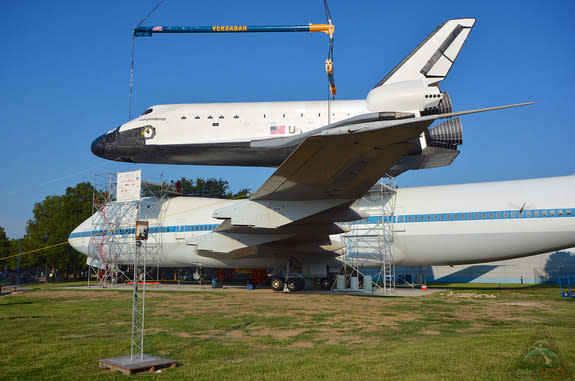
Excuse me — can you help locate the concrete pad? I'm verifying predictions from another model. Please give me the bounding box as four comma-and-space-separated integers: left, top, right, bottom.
99, 354, 176, 375
59, 283, 444, 297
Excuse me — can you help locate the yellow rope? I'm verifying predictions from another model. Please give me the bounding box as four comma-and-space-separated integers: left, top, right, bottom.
0, 241, 68, 261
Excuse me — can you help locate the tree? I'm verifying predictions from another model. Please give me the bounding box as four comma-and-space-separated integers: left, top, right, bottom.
164, 177, 251, 199
0, 227, 12, 267
24, 182, 95, 279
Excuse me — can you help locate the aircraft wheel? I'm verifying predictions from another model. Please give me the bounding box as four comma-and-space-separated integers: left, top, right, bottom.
287, 278, 305, 291
271, 278, 284, 292
320, 278, 332, 290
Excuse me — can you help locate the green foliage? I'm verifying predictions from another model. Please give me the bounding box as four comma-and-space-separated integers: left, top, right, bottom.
0, 227, 10, 257
162, 177, 250, 199
0, 226, 12, 268
23, 182, 95, 274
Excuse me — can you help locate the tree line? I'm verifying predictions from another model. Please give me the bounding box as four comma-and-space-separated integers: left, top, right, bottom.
0, 177, 249, 282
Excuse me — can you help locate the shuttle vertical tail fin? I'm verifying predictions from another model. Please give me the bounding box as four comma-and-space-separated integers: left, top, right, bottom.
375, 18, 476, 88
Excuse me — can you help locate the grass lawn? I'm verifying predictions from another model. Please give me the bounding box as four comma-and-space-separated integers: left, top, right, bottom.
0, 284, 573, 380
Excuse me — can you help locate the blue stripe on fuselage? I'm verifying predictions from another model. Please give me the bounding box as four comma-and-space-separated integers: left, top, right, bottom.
68, 208, 575, 239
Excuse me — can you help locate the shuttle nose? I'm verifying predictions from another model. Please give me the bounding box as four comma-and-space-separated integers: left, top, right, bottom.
91, 127, 123, 161
91, 134, 107, 158
91, 126, 144, 162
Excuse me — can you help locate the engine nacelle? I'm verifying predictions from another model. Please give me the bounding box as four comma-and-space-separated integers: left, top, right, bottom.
365, 80, 452, 116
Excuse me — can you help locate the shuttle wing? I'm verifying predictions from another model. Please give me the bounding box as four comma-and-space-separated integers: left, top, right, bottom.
190, 103, 531, 257
251, 103, 529, 202
250, 121, 424, 201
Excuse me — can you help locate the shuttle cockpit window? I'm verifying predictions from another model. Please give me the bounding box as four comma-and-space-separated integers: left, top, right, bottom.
141, 108, 153, 116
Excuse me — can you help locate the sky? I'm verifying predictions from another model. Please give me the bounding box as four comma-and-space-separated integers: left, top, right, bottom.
1, 0, 574, 239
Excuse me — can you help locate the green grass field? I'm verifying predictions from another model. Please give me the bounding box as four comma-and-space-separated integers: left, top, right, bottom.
0, 283, 573, 380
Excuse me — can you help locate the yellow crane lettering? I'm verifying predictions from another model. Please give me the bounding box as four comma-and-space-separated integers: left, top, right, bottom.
211, 25, 248, 32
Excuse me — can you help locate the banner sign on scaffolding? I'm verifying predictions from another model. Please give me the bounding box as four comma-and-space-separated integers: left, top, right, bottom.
117, 170, 142, 202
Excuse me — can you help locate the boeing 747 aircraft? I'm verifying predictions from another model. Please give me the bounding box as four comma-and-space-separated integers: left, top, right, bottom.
69, 18, 574, 290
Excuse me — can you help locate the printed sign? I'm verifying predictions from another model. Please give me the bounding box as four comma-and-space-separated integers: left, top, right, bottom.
117, 170, 142, 202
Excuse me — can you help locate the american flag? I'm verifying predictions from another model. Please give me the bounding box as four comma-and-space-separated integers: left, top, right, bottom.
270, 125, 285, 135
152, 26, 163, 32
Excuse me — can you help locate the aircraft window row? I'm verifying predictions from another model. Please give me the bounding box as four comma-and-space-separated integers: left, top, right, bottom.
178, 225, 216, 231
395, 209, 575, 223
424, 94, 440, 98
180, 112, 349, 121
261, 113, 341, 119
190, 115, 240, 120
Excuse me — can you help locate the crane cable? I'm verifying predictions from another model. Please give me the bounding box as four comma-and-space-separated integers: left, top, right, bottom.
323, 0, 335, 125
129, 0, 167, 119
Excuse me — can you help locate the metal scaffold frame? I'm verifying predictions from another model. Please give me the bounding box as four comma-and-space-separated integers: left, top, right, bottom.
88, 174, 131, 287
97, 171, 176, 373
87, 174, 165, 288
341, 178, 397, 295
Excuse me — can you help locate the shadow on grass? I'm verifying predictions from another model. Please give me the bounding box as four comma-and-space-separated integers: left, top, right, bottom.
0, 301, 34, 307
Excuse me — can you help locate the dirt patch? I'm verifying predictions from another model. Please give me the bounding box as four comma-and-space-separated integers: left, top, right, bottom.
499, 301, 544, 308
448, 292, 496, 299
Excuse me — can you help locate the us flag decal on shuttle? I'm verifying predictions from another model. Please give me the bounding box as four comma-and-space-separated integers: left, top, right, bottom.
270, 125, 285, 135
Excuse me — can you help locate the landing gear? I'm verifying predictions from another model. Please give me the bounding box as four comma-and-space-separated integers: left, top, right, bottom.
271, 278, 285, 291
271, 277, 305, 292
270, 258, 308, 292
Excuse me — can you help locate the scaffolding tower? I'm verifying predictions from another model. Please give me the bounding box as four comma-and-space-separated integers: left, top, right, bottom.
341, 178, 397, 295
88, 174, 165, 288
88, 174, 130, 287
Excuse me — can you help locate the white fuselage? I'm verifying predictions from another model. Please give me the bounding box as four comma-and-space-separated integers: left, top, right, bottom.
69, 176, 575, 269
91, 82, 445, 167
130, 100, 369, 145
373, 175, 575, 265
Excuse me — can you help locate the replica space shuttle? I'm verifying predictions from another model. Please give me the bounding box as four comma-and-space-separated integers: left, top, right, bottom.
92, 18, 512, 174
71, 18, 575, 290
